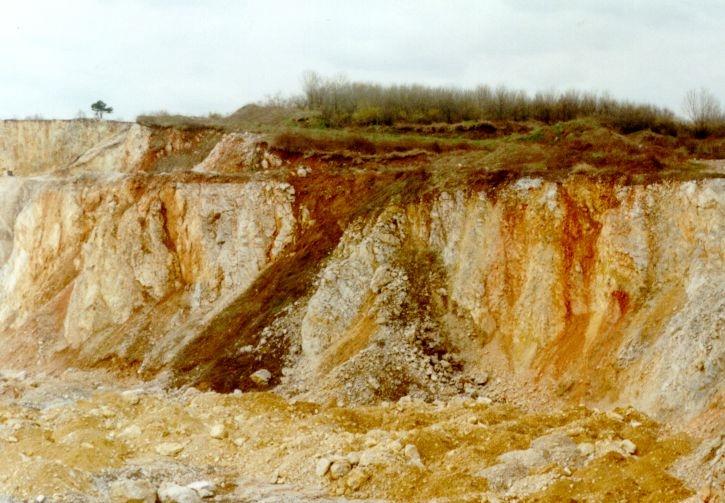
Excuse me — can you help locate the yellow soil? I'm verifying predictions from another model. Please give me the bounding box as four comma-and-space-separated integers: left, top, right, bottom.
0, 374, 699, 502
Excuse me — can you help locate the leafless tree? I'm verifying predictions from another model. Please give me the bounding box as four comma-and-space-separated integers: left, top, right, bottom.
301, 70, 323, 109
682, 88, 722, 135
293, 72, 679, 132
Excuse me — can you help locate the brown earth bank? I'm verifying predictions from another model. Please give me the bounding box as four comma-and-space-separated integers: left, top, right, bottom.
0, 120, 722, 502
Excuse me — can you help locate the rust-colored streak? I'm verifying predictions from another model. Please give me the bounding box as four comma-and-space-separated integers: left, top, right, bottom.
536, 180, 622, 384
611, 289, 630, 316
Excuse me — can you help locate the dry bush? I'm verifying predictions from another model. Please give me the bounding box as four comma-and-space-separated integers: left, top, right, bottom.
296, 72, 680, 135
682, 88, 724, 138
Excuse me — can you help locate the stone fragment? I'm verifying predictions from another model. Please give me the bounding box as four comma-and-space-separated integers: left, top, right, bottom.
99, 406, 116, 418
358, 450, 378, 467
404, 444, 424, 468
346, 469, 371, 491
315, 457, 332, 477
250, 369, 272, 386
607, 411, 624, 421
577, 442, 595, 457
120, 389, 144, 405
329, 460, 352, 479
268, 470, 280, 484
209, 424, 226, 439
118, 425, 142, 440
474, 372, 489, 385
620, 439, 637, 455
155, 442, 185, 456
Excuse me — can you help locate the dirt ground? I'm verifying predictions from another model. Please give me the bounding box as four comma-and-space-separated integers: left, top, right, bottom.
0, 369, 720, 503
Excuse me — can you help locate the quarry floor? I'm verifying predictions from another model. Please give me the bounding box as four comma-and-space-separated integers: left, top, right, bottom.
0, 370, 719, 503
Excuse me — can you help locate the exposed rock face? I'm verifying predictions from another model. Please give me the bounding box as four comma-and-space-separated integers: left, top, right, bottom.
0, 174, 296, 374
0, 120, 722, 432
0, 120, 150, 175
289, 177, 723, 426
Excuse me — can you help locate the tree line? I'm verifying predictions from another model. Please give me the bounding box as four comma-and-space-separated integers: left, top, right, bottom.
293, 72, 723, 137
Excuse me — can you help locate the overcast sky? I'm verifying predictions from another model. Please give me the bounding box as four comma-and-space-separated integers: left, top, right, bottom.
1, 0, 723, 120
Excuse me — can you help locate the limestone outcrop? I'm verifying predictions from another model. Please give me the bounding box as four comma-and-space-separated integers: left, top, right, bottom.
0, 120, 722, 434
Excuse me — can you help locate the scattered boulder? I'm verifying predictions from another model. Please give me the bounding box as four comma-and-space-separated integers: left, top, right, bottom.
531, 433, 576, 451
506, 472, 560, 497
593, 439, 637, 458
477, 462, 527, 491
497, 448, 548, 469
109, 478, 156, 503
531, 433, 583, 466
186, 481, 215, 498
158, 483, 201, 503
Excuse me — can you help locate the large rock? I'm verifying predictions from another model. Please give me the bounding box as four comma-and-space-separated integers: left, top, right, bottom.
109, 479, 156, 503
158, 483, 201, 503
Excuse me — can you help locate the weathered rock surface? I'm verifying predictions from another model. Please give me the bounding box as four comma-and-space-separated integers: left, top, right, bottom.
0, 120, 150, 176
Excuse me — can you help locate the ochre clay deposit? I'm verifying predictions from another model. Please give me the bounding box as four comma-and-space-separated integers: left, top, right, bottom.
0, 120, 722, 502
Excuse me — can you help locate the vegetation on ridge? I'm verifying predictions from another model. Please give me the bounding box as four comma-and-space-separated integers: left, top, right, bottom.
134, 75, 724, 174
